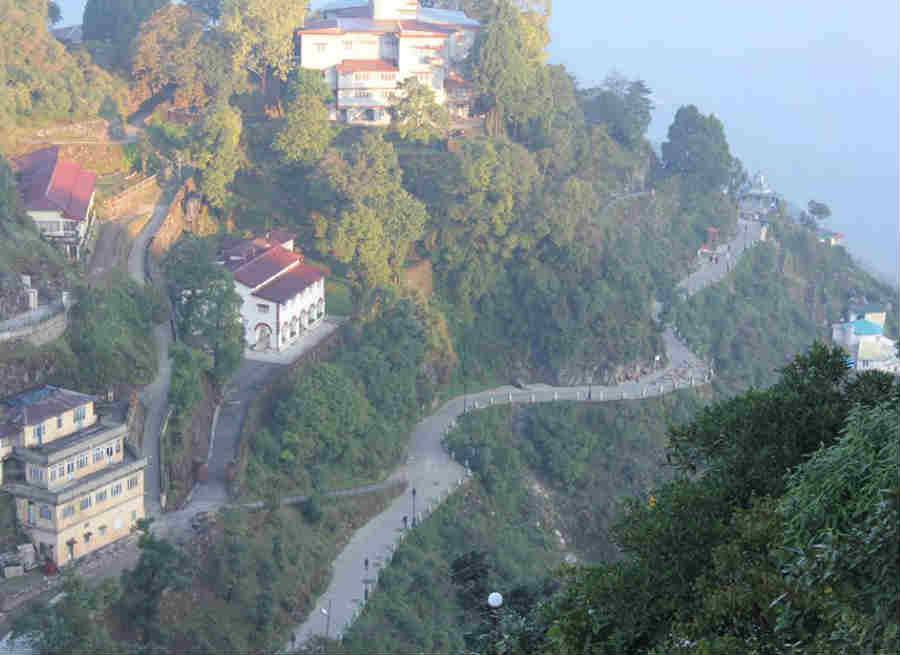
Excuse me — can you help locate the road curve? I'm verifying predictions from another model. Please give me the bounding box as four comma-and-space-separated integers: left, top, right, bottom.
128, 187, 176, 516
287, 219, 764, 649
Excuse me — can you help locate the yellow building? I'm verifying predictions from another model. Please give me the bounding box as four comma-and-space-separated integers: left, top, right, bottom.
0, 386, 146, 566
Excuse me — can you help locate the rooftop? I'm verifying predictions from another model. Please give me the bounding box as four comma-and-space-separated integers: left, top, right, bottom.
253, 265, 325, 304
13, 148, 96, 222
1, 386, 94, 429
15, 419, 125, 462
232, 245, 301, 289
850, 319, 883, 337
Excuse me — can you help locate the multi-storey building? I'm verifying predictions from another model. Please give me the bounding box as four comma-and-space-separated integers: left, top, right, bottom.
0, 386, 146, 566
12, 147, 97, 260
218, 231, 326, 352
297, 0, 479, 124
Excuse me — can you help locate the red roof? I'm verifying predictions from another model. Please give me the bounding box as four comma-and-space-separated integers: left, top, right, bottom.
232, 246, 301, 289
13, 147, 96, 222
253, 265, 324, 304
337, 59, 399, 74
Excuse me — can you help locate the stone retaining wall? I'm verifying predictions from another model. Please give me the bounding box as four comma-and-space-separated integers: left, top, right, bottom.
0, 305, 67, 347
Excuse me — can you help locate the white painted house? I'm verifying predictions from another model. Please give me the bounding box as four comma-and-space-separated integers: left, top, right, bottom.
297, 0, 479, 124
831, 307, 899, 374
219, 232, 326, 352
13, 147, 96, 260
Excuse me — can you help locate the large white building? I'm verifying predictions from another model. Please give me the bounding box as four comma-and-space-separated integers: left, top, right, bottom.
297, 0, 479, 124
219, 232, 326, 352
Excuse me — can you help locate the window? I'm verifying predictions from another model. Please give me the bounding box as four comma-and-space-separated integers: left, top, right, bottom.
30, 466, 44, 482
39, 505, 51, 520
33, 423, 45, 443
131, 510, 138, 521
315, 42, 327, 53
343, 40, 353, 50
84, 532, 91, 544
77, 453, 88, 469
257, 304, 270, 314
111, 483, 122, 498
79, 496, 92, 511
50, 467, 57, 482
74, 406, 86, 423
63, 505, 75, 518
95, 489, 108, 504
115, 440, 121, 454
127, 476, 139, 490
106, 444, 114, 458
114, 517, 123, 530
66, 461, 75, 477
57, 416, 63, 429
98, 525, 107, 536
94, 447, 104, 463
57, 464, 65, 480
354, 90, 372, 98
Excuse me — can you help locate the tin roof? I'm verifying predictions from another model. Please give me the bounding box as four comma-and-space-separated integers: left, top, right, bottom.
1, 386, 95, 428
13, 148, 96, 222
253, 265, 325, 304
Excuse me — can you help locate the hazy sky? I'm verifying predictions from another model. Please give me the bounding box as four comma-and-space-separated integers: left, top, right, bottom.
56, 0, 899, 281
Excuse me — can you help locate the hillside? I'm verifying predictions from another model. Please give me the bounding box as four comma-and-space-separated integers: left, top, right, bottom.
0, 1, 896, 654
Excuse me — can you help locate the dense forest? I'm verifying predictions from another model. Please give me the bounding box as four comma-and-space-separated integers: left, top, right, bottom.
0, 0, 896, 654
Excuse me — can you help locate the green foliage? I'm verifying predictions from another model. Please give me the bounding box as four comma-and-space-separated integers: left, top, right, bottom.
82, 0, 167, 67
313, 133, 428, 286
119, 521, 191, 644
246, 299, 429, 495
12, 574, 125, 655
778, 400, 899, 653
581, 74, 654, 149
191, 101, 244, 209
167, 343, 211, 434
0, 0, 125, 130
390, 77, 450, 144
65, 273, 163, 391
220, 0, 309, 82
129, 4, 222, 109
661, 105, 734, 194
164, 235, 243, 382
274, 94, 334, 165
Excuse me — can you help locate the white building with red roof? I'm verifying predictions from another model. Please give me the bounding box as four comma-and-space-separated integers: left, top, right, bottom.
12, 147, 97, 260
219, 232, 326, 352
297, 0, 479, 124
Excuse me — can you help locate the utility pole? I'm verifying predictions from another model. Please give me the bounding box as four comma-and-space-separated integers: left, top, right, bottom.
411, 487, 417, 527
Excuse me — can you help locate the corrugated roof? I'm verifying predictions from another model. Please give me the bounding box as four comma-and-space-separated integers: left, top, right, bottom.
253, 265, 324, 304
418, 6, 480, 27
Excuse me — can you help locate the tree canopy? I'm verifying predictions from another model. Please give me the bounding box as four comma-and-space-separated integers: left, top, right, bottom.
390, 77, 450, 143
661, 104, 734, 194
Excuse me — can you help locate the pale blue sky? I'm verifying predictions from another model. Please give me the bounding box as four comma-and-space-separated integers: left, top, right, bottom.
56, 0, 899, 280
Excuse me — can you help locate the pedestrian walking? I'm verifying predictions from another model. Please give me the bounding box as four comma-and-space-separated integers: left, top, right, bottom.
364, 557, 369, 572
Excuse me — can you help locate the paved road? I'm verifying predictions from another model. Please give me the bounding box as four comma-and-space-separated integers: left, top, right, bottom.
127, 187, 175, 516
286, 218, 765, 650
679, 220, 764, 296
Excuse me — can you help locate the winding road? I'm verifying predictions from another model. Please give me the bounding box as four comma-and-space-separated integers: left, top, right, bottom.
285, 219, 765, 648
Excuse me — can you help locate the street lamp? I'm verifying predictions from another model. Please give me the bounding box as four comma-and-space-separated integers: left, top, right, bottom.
321, 598, 333, 639
411, 487, 417, 527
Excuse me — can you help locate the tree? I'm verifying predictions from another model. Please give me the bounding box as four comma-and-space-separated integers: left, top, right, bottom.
274, 95, 333, 165
806, 199, 831, 221
314, 133, 428, 285
47, 1, 61, 24
119, 521, 191, 644
390, 77, 450, 143
191, 101, 243, 209
164, 236, 244, 381
83, 0, 168, 65
130, 4, 208, 107
220, 0, 309, 87
581, 75, 654, 149
471, 0, 537, 136
661, 104, 734, 194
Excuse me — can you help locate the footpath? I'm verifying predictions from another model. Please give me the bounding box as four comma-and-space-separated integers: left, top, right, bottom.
286, 219, 765, 649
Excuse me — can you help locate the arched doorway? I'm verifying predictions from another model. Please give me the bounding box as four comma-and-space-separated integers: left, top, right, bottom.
254, 323, 273, 351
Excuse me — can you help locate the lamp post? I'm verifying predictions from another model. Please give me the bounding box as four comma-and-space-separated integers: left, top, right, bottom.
411, 487, 417, 527
321, 598, 333, 639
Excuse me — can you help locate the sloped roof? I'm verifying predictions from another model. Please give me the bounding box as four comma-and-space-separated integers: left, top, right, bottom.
13, 147, 96, 222
232, 245, 301, 289
1, 386, 95, 428
253, 265, 324, 304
